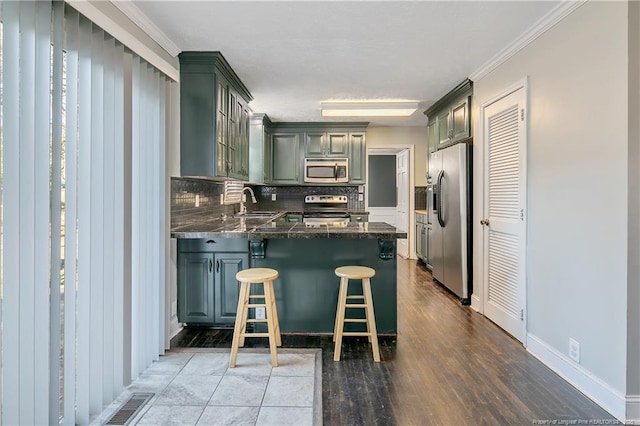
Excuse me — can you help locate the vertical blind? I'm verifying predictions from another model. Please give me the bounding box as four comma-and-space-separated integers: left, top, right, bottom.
0, 2, 173, 424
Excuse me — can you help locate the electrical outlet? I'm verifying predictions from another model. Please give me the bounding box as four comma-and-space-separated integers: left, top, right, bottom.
569, 338, 580, 363
195, 194, 200, 207
255, 307, 266, 319
271, 193, 277, 201
358, 194, 364, 202
171, 301, 177, 317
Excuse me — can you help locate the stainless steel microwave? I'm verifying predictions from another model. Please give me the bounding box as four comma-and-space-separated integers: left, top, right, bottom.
304, 158, 349, 183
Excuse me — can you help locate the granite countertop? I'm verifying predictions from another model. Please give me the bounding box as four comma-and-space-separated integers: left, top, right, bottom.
171, 211, 406, 240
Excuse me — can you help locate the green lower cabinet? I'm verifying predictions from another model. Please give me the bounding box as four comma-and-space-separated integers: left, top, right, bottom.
214, 252, 249, 324
178, 252, 215, 324
177, 239, 250, 326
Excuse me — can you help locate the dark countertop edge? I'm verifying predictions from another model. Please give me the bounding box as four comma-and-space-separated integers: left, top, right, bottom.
171, 231, 406, 240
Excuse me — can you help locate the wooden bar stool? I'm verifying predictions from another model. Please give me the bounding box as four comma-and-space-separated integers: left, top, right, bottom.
229, 267, 281, 368
333, 265, 380, 362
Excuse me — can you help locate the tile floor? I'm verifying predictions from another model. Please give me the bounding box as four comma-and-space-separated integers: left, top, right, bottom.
92, 348, 322, 426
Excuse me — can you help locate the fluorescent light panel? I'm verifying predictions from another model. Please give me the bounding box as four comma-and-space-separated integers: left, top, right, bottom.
321, 101, 419, 117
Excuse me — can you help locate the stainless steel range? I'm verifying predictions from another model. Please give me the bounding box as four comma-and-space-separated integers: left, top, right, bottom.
303, 195, 350, 227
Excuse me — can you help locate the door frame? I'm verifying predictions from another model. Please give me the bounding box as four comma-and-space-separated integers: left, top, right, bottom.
473, 77, 529, 344
366, 146, 415, 259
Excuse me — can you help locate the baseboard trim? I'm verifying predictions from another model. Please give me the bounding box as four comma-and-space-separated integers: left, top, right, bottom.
627, 395, 640, 424
526, 333, 626, 422
470, 294, 482, 312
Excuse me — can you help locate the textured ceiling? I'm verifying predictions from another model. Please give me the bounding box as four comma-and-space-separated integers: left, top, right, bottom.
132, 1, 558, 127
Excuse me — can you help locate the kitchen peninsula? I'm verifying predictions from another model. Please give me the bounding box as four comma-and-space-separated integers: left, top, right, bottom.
171, 212, 406, 334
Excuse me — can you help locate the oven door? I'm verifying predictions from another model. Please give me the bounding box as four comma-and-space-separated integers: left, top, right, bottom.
304, 158, 348, 183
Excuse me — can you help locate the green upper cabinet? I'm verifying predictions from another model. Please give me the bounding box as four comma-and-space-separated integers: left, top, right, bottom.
249, 113, 272, 184
348, 132, 366, 184
266, 122, 368, 185
424, 79, 473, 151
269, 132, 301, 184
179, 52, 252, 179
304, 132, 348, 157
427, 118, 438, 156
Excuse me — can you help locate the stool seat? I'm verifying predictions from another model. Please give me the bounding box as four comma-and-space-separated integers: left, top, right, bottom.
236, 267, 278, 283
230, 267, 281, 368
335, 266, 375, 279
333, 265, 380, 362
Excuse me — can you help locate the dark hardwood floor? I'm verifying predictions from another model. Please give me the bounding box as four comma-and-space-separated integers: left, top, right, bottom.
171, 258, 617, 425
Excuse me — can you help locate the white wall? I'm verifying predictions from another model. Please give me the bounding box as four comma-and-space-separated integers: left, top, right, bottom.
473, 0, 628, 395
627, 0, 640, 408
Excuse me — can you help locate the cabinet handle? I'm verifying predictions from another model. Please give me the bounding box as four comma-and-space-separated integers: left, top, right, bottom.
216, 260, 220, 273
209, 259, 212, 272
206, 239, 215, 244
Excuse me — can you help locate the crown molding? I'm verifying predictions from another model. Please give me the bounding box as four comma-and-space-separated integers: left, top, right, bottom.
470, 0, 586, 82
111, 0, 181, 57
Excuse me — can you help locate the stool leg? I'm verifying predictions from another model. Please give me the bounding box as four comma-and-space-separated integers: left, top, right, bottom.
230, 282, 250, 368
263, 281, 279, 367
238, 283, 252, 348
266, 281, 282, 347
362, 278, 380, 362
333, 277, 349, 361
333, 276, 347, 342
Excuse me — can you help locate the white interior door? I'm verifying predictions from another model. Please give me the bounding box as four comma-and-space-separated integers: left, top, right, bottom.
396, 149, 409, 258
482, 85, 527, 343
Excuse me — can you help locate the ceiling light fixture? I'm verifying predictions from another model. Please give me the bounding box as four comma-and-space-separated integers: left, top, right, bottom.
320, 101, 419, 117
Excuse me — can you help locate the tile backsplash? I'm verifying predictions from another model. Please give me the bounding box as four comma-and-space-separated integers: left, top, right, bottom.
249, 185, 364, 212
171, 178, 365, 225
414, 186, 427, 210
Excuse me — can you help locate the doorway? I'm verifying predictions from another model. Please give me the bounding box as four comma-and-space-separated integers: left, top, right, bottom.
366, 147, 414, 259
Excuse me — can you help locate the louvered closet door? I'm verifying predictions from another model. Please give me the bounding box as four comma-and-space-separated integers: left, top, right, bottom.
482, 86, 527, 343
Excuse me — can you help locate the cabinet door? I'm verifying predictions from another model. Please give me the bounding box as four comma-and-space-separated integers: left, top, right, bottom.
451, 96, 470, 143
348, 132, 366, 184
180, 71, 215, 177
216, 74, 229, 176
326, 132, 349, 157
304, 132, 326, 157
437, 109, 451, 147
415, 223, 423, 259
427, 118, 438, 156
270, 133, 301, 184
240, 104, 250, 179
178, 252, 214, 324
214, 252, 249, 324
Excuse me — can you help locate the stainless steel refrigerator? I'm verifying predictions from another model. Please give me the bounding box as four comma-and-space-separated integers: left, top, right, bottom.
428, 143, 471, 302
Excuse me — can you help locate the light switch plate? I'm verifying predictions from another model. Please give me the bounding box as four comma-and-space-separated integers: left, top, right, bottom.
271, 193, 277, 201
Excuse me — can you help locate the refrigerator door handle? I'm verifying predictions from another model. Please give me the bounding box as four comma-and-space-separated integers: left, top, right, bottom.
436, 170, 445, 227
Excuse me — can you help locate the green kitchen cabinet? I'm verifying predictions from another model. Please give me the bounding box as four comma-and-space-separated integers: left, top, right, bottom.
348, 132, 366, 184
249, 113, 272, 184
178, 252, 215, 324
214, 252, 249, 324
304, 132, 348, 158
268, 133, 301, 184
424, 79, 472, 152
177, 238, 249, 326
179, 52, 252, 179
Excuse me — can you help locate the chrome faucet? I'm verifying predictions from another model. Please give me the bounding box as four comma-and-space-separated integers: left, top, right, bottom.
239, 186, 257, 214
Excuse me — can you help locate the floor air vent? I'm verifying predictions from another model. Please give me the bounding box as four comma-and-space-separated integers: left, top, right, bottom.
105, 393, 154, 425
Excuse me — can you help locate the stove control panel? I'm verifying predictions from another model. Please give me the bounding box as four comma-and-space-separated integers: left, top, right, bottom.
304, 195, 348, 204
